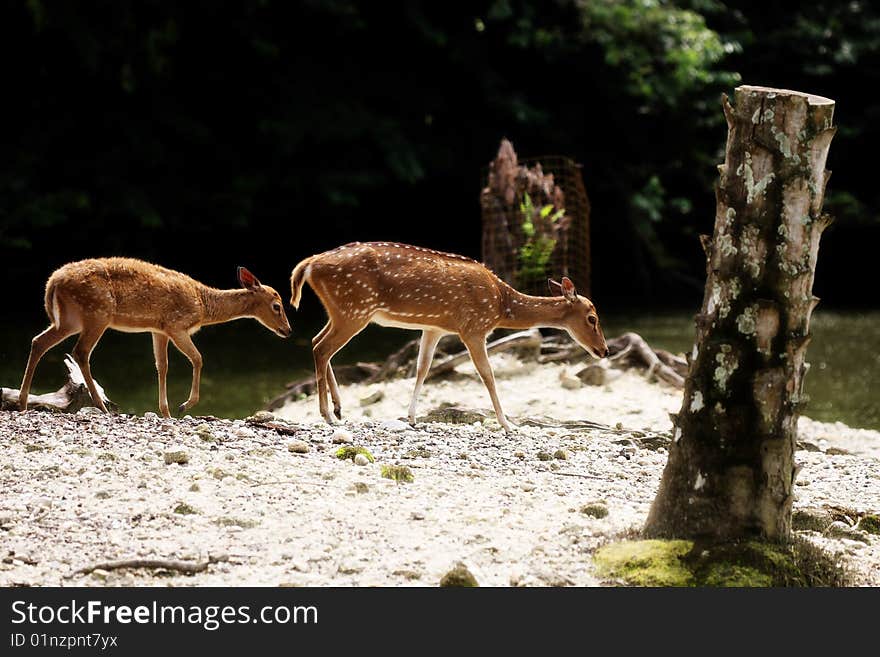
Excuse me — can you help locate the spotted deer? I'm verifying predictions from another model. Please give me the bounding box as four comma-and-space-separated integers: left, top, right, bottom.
290, 242, 608, 432
20, 258, 291, 418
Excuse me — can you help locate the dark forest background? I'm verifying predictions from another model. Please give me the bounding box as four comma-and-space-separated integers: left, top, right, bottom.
2, 0, 879, 318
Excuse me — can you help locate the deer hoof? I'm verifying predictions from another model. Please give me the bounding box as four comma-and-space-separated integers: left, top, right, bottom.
333, 406, 342, 420
177, 402, 187, 417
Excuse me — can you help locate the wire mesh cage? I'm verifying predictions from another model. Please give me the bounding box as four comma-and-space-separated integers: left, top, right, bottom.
480, 139, 592, 297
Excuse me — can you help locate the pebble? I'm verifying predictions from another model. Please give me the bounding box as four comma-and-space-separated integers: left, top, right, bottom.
381, 419, 411, 432
78, 407, 103, 416
354, 454, 370, 466
287, 441, 310, 454
163, 448, 189, 465
195, 424, 217, 442
331, 428, 354, 444
144, 412, 159, 421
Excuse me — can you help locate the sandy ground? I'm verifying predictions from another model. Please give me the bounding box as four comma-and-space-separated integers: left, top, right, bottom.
1, 353, 878, 587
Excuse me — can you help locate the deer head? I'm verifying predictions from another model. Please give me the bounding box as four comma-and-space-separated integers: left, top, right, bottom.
549, 277, 608, 359
238, 266, 292, 338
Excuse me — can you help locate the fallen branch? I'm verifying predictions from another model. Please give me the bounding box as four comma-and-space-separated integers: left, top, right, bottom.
264, 329, 688, 411
1, 355, 116, 413
606, 332, 686, 388
265, 363, 380, 410
71, 554, 228, 577
425, 329, 542, 380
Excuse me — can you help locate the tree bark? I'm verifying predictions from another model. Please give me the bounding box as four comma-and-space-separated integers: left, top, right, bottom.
644, 86, 836, 541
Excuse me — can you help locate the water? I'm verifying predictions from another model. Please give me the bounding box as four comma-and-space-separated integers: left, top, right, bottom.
2, 311, 878, 430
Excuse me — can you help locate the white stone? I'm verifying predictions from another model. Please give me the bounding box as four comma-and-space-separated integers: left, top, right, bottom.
331, 428, 354, 444
380, 419, 411, 432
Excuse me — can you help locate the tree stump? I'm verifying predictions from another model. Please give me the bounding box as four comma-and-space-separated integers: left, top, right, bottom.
644, 86, 836, 541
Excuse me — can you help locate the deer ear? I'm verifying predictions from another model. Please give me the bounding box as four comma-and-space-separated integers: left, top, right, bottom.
237, 266, 261, 290
560, 276, 577, 302
548, 279, 563, 295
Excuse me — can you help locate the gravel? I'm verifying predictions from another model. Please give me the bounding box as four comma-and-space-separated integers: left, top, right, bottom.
1, 357, 878, 587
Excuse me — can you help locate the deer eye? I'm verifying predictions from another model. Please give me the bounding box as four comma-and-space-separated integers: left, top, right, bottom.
588, 315, 597, 326
272, 303, 282, 313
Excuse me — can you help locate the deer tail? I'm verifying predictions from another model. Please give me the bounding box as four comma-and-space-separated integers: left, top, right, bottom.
44, 280, 61, 328
289, 256, 314, 309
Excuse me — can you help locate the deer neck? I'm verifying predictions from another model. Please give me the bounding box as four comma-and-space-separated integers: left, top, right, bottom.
200, 287, 254, 325
497, 287, 569, 330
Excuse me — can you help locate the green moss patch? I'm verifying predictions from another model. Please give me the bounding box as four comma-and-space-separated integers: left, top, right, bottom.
335, 446, 374, 463
381, 464, 414, 483
439, 563, 478, 587
580, 503, 609, 519
594, 538, 850, 587
594, 540, 694, 586
792, 508, 833, 532
857, 514, 880, 535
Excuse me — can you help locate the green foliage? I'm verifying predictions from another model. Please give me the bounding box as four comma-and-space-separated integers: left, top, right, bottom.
578, 0, 739, 107
517, 192, 565, 288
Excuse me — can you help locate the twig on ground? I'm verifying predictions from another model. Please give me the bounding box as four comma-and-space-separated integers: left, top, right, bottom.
71, 554, 228, 577
549, 471, 609, 481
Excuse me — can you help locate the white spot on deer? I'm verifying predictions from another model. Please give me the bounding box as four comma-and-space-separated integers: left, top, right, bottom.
694, 472, 706, 491
673, 427, 682, 442
690, 391, 704, 412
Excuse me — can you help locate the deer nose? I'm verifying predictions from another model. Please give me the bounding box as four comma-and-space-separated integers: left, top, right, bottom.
603, 348, 610, 358
279, 326, 292, 338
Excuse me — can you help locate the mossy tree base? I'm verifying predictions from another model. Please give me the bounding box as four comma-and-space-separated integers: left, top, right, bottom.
594, 539, 850, 587
645, 86, 836, 541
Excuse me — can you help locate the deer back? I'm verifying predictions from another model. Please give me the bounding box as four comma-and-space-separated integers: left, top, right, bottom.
306, 243, 506, 335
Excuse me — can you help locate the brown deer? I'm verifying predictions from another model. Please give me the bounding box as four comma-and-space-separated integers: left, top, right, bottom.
20, 258, 292, 418
290, 242, 608, 432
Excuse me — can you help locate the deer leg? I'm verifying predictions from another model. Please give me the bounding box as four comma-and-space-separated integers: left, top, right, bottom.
313, 320, 368, 424
311, 321, 340, 417
72, 323, 109, 413
169, 332, 203, 415
152, 333, 171, 418
462, 335, 515, 433
19, 325, 75, 411
327, 365, 343, 420
408, 329, 444, 424
312, 321, 332, 347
